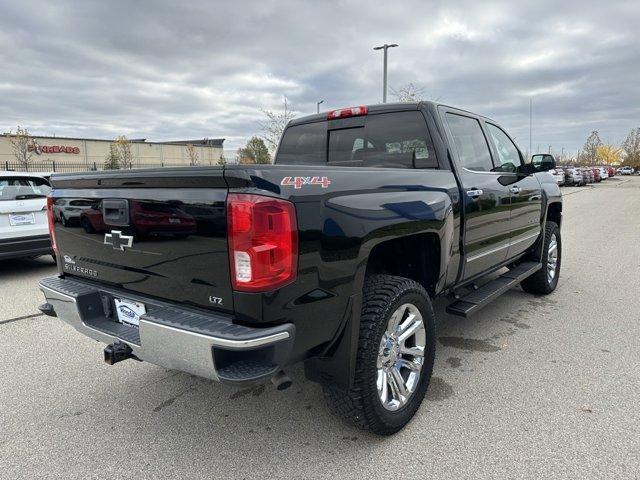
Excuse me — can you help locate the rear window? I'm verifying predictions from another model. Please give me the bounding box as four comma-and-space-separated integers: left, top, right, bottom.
276, 111, 435, 168
0, 176, 51, 201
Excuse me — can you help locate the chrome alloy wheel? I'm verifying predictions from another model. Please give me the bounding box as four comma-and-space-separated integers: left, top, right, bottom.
376, 303, 426, 411
547, 233, 558, 284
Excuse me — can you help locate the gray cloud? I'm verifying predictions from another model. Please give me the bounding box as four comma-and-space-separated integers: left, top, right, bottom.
1, 0, 638, 155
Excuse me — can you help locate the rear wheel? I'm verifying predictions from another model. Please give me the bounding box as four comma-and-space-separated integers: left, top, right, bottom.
81, 216, 95, 234
323, 274, 436, 435
521, 221, 561, 294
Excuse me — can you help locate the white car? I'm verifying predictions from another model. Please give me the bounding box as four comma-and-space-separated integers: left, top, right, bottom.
53, 198, 95, 226
618, 166, 634, 175
0, 172, 53, 260
598, 167, 608, 180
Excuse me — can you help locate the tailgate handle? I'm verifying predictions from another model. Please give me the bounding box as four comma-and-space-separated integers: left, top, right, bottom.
102, 199, 130, 226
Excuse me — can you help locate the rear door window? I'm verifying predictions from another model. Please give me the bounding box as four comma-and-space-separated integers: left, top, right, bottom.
445, 113, 494, 172
276, 121, 326, 165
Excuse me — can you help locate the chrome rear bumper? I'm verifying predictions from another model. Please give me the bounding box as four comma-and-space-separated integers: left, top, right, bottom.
39, 276, 294, 385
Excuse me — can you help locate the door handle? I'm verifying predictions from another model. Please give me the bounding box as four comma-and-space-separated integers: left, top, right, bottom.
466, 189, 483, 198
509, 186, 521, 194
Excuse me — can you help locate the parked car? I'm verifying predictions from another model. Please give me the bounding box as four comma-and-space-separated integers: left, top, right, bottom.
592, 168, 601, 182
0, 172, 54, 261
607, 167, 615, 177
598, 167, 608, 180
585, 168, 594, 183
578, 168, 592, 184
54, 198, 95, 226
39, 101, 563, 435
564, 167, 583, 186
617, 166, 634, 175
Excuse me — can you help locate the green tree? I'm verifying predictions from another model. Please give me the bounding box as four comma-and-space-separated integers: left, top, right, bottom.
104, 143, 120, 170
621, 127, 640, 168
217, 153, 227, 166
236, 136, 271, 165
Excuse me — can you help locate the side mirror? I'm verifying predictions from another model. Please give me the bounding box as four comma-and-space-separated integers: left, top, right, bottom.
530, 154, 556, 172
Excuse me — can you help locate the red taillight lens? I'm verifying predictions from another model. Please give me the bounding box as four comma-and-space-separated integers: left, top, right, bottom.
227, 193, 298, 292
327, 105, 368, 120
46, 196, 58, 254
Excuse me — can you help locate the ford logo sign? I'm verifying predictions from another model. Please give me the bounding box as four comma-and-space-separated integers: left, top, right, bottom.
118, 305, 136, 319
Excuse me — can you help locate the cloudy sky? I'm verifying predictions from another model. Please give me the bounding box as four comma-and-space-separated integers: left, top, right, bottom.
1, 0, 638, 156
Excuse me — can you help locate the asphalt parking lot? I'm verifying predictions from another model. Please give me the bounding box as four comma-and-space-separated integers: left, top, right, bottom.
1, 177, 639, 479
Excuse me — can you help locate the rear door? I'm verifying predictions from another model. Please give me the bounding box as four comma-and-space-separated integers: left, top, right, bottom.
441, 110, 512, 279
484, 122, 542, 260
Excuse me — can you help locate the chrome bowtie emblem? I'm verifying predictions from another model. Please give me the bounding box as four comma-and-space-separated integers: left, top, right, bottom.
104, 230, 134, 251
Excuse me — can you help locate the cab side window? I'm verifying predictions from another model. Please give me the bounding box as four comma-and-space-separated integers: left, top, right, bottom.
445, 113, 494, 172
486, 123, 523, 173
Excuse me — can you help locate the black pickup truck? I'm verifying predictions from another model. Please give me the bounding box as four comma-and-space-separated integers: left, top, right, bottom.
39, 101, 562, 435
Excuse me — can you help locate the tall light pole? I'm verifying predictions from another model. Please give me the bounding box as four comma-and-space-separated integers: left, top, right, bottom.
529, 97, 533, 155
373, 43, 398, 103
316, 100, 324, 114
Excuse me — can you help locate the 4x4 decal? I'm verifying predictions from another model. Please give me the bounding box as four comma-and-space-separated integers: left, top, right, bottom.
280, 176, 331, 189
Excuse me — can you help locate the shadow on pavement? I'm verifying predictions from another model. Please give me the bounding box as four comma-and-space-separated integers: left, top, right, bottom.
0, 255, 57, 281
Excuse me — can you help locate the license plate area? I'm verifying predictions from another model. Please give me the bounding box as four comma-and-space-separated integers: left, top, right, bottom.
113, 297, 146, 327
9, 213, 35, 226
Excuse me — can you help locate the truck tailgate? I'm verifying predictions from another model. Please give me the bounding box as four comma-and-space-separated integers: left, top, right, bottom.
50, 169, 233, 313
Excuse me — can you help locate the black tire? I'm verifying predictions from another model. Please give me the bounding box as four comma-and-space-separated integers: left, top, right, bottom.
323, 274, 436, 435
81, 216, 95, 234
521, 221, 561, 294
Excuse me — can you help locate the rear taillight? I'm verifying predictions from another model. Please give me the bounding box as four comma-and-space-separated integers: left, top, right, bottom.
327, 105, 368, 120
227, 193, 298, 292
46, 196, 58, 254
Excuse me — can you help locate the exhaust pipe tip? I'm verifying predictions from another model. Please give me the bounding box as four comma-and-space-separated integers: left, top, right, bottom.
271, 370, 292, 391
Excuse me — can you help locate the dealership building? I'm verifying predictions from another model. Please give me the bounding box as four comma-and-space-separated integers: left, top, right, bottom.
0, 134, 225, 171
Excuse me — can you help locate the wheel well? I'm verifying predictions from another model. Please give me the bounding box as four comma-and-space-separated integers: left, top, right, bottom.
365, 233, 441, 297
547, 202, 562, 228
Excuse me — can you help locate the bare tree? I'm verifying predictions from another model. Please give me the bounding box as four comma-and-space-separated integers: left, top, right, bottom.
8, 126, 36, 170
390, 83, 425, 102
260, 97, 295, 154
115, 136, 134, 169
621, 127, 640, 167
555, 152, 571, 165
186, 144, 199, 166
